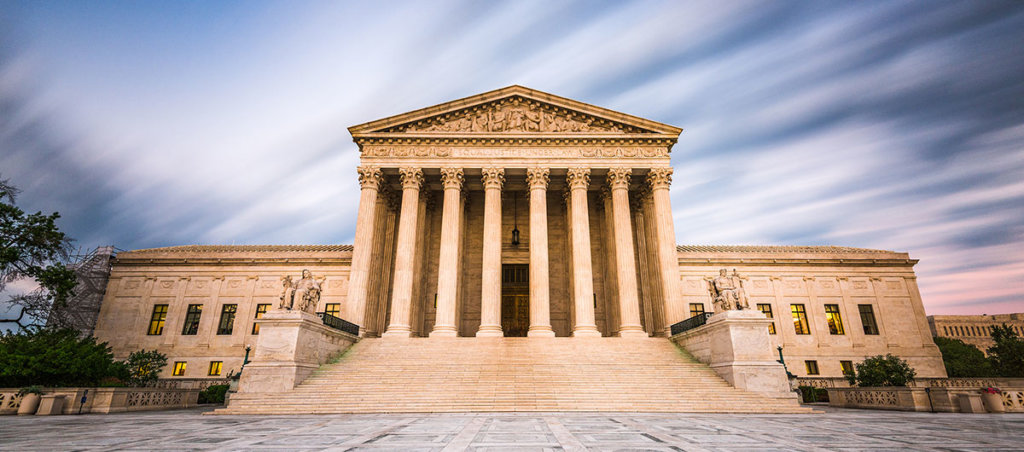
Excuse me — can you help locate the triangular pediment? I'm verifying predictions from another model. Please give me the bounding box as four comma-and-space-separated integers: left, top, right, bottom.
349, 85, 682, 137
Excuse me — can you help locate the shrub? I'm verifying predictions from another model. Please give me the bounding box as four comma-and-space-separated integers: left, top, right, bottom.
0, 328, 116, 387
847, 354, 917, 387
17, 385, 44, 396
198, 384, 230, 404
120, 349, 168, 387
797, 386, 830, 403
934, 337, 994, 377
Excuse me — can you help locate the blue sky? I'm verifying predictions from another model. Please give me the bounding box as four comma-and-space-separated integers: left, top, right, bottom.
1, 0, 1022, 316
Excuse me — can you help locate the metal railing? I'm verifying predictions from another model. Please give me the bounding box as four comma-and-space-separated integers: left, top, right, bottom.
670, 312, 713, 336
316, 312, 360, 336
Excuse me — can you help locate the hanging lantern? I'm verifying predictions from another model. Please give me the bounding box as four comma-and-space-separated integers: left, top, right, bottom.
511, 194, 521, 246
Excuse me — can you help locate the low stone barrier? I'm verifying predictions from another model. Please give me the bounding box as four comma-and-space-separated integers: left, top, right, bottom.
0, 387, 200, 415
828, 385, 1024, 413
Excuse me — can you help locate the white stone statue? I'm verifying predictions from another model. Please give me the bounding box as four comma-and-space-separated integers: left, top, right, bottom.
710, 268, 750, 312
279, 269, 325, 314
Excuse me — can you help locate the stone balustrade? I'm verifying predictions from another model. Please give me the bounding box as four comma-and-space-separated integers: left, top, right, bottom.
1, 387, 200, 415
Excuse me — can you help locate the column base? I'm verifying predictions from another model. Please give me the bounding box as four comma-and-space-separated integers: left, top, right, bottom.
429, 327, 458, 337
572, 327, 602, 337
617, 327, 647, 338
382, 326, 413, 338
527, 327, 556, 337
476, 325, 504, 337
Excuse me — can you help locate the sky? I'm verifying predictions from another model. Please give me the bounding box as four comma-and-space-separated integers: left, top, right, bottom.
1, 0, 1022, 317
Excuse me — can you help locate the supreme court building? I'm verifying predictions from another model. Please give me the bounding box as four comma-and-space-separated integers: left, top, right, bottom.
93, 86, 946, 391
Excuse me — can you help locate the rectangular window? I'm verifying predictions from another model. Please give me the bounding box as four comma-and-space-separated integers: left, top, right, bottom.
805, 360, 819, 375
689, 303, 705, 318
840, 360, 854, 375
217, 304, 237, 335
172, 361, 187, 376
208, 361, 223, 376
858, 304, 879, 335
324, 303, 341, 318
181, 304, 203, 335
791, 304, 811, 335
824, 304, 845, 335
757, 303, 776, 334
147, 304, 168, 335
252, 304, 270, 335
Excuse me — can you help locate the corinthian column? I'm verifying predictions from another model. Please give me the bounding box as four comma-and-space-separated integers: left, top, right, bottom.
526, 168, 555, 337
346, 166, 383, 330
476, 167, 505, 337
647, 167, 684, 332
567, 168, 601, 337
383, 167, 423, 338
607, 167, 646, 337
431, 167, 464, 337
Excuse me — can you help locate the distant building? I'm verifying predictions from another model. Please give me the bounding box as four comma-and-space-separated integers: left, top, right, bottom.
928, 313, 1024, 354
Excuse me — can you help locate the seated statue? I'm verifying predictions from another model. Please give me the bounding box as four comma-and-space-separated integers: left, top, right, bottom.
279, 269, 324, 314
709, 268, 749, 312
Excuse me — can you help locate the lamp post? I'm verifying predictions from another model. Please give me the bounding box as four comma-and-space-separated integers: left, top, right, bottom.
777, 345, 789, 374
243, 345, 251, 367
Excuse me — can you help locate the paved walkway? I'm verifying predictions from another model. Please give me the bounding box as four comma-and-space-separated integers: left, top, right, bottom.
1, 407, 1022, 451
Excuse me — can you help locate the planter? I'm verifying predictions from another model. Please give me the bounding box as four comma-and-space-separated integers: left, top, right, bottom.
17, 394, 41, 415
982, 393, 1005, 413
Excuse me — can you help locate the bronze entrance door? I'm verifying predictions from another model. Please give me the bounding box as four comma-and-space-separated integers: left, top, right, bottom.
501, 264, 529, 337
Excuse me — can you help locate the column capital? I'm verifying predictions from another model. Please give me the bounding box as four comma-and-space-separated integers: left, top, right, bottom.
439, 167, 464, 190
357, 166, 384, 190
398, 167, 424, 190
646, 167, 673, 190
526, 167, 550, 190
481, 167, 505, 190
606, 167, 632, 190
566, 167, 591, 191
598, 185, 613, 204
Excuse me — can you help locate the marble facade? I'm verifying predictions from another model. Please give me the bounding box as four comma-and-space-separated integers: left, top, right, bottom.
92, 86, 946, 381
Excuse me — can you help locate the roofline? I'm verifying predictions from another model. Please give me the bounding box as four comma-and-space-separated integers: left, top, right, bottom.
348, 85, 683, 136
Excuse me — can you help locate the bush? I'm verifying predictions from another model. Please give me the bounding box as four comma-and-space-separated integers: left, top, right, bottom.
797, 386, 830, 403
934, 337, 994, 377
847, 354, 917, 387
198, 384, 229, 404
120, 349, 168, 387
0, 328, 117, 387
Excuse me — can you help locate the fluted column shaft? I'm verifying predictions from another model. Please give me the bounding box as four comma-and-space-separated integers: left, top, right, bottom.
566, 168, 601, 337
648, 168, 685, 331
477, 168, 505, 337
608, 167, 646, 337
526, 168, 555, 337
431, 168, 464, 337
383, 167, 423, 338
346, 166, 383, 330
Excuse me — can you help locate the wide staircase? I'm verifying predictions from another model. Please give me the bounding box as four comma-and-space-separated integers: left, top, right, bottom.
216, 337, 811, 414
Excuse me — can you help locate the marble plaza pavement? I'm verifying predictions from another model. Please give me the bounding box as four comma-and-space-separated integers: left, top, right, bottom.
1, 407, 1022, 451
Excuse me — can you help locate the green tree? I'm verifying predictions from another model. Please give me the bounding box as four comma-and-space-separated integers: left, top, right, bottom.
933, 337, 994, 377
0, 327, 117, 387
988, 324, 1024, 377
0, 176, 77, 329
846, 354, 917, 387
120, 349, 168, 387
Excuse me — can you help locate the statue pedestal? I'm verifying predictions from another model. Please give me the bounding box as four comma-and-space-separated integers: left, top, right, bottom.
672, 310, 794, 400
238, 309, 358, 393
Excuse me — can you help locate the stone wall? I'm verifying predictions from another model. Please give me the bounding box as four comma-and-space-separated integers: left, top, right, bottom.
928, 313, 1024, 354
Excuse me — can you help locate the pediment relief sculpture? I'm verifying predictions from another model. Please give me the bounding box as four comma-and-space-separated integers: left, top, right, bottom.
382, 97, 653, 134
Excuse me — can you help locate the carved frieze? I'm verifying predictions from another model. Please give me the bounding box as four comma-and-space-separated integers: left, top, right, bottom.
383, 97, 651, 134
359, 146, 669, 159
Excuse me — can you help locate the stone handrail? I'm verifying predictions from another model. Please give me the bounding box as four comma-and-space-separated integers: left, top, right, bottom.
1, 387, 200, 415
827, 385, 1024, 412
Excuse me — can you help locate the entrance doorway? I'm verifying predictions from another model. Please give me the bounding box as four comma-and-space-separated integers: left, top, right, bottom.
501, 264, 529, 337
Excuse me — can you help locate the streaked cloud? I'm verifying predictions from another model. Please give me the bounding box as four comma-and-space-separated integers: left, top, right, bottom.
1, 0, 1021, 315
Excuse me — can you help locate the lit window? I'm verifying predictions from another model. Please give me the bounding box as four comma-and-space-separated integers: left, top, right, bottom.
840, 360, 854, 375
791, 304, 810, 335
217, 304, 237, 335
147, 305, 168, 335
252, 304, 270, 334
689, 303, 705, 318
757, 303, 776, 334
324, 303, 341, 318
858, 304, 879, 335
172, 361, 187, 376
805, 360, 819, 375
208, 361, 223, 376
181, 304, 203, 335
824, 304, 845, 335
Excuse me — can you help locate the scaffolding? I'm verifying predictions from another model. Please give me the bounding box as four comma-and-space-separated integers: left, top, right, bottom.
45, 245, 118, 335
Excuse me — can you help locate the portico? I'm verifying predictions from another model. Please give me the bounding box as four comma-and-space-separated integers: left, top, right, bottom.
344, 86, 686, 338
